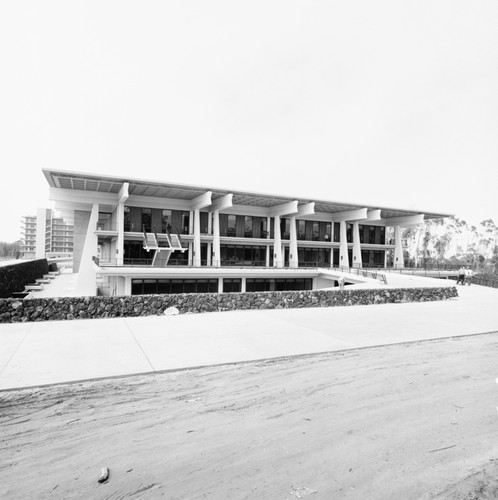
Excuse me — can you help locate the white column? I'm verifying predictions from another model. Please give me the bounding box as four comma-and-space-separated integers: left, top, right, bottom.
352, 222, 362, 268
188, 242, 193, 266
193, 208, 201, 267
75, 203, 99, 296
208, 211, 213, 235
212, 210, 220, 267
289, 216, 298, 268
273, 215, 283, 268
394, 226, 404, 269
189, 210, 194, 234
206, 242, 212, 266
339, 221, 349, 268
116, 203, 124, 266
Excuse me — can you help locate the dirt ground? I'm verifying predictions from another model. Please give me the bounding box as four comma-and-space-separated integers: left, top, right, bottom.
2, 333, 498, 500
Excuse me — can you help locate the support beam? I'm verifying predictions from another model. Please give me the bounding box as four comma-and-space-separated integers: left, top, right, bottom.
332, 208, 368, 223
269, 200, 299, 217
367, 209, 381, 221
209, 193, 233, 212
118, 182, 129, 204
296, 202, 315, 218
191, 191, 212, 210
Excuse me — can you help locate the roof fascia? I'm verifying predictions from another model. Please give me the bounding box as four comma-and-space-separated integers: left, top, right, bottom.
48, 187, 119, 206
380, 214, 425, 226
126, 195, 191, 210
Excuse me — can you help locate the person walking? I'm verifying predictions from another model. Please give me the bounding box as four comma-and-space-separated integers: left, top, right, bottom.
456, 266, 466, 285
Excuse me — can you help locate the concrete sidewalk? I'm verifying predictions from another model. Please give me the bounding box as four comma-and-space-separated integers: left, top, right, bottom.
1, 283, 497, 391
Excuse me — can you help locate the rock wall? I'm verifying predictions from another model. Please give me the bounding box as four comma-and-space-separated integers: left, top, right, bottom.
0, 287, 458, 323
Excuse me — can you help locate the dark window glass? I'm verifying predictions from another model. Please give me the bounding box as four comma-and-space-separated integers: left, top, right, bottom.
142, 209, 152, 232
181, 212, 190, 235
143, 279, 157, 294
124, 207, 131, 231
244, 216, 253, 237
227, 215, 236, 236
131, 279, 143, 294
162, 210, 172, 233
223, 279, 241, 292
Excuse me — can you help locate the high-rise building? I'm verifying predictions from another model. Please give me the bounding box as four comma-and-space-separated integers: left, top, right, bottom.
20, 208, 73, 260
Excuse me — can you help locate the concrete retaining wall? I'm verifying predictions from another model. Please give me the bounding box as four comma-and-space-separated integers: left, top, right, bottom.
0, 286, 458, 323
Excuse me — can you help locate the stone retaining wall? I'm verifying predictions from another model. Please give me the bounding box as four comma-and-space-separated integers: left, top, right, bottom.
0, 286, 458, 323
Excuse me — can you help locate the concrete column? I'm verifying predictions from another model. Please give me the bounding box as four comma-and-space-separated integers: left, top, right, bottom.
352, 222, 362, 268
116, 203, 124, 266
75, 203, 99, 296
218, 277, 223, 293
188, 242, 193, 266
273, 215, 283, 268
289, 216, 298, 268
394, 226, 404, 269
212, 210, 220, 267
189, 210, 194, 234
193, 208, 201, 267
208, 211, 213, 235
339, 221, 349, 268
241, 277, 246, 292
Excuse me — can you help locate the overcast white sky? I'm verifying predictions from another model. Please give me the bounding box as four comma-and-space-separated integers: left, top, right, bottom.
1, 1, 497, 241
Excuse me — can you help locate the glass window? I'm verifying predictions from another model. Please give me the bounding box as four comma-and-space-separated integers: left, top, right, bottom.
124, 207, 131, 231
223, 279, 241, 292
244, 216, 253, 237
227, 215, 236, 236
297, 220, 306, 240
162, 210, 172, 233
143, 279, 157, 294
141, 208, 152, 232
181, 212, 190, 235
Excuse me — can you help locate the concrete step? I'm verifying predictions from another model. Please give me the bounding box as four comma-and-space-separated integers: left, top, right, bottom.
25, 284, 44, 291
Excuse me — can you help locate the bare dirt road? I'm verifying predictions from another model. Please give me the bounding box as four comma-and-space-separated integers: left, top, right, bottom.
2, 333, 498, 499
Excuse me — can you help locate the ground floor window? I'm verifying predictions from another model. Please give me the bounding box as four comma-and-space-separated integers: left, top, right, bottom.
223, 278, 241, 292
246, 278, 312, 292
131, 278, 218, 295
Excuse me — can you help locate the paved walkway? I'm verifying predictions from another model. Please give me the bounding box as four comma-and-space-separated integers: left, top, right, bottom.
1, 280, 497, 391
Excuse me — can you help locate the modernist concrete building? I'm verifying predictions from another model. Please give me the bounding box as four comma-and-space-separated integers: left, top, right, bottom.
42, 168, 449, 296
20, 208, 74, 260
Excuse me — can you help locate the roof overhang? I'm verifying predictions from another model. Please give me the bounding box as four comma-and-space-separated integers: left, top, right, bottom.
42, 168, 453, 222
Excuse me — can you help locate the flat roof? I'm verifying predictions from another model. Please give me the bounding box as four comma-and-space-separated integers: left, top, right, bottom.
42, 168, 452, 220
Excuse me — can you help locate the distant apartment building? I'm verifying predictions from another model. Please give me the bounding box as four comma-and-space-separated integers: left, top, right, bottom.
20, 208, 73, 259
